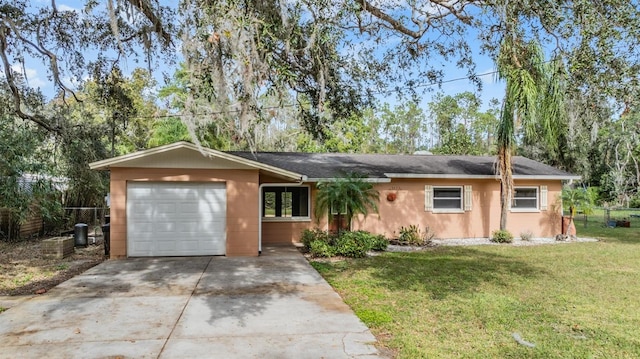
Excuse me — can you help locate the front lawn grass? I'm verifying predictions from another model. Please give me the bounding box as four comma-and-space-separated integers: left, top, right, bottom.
311, 222, 640, 358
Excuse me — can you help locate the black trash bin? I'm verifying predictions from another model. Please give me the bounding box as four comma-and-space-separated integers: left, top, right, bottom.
74, 223, 88, 247
102, 223, 110, 256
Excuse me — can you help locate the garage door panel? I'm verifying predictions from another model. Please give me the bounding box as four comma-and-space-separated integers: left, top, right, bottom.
127, 182, 227, 257
175, 222, 222, 232
130, 241, 153, 252
156, 241, 178, 251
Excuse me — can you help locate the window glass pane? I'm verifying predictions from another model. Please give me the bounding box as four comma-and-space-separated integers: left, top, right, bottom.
515, 188, 537, 198
262, 186, 309, 218
434, 188, 461, 198
264, 192, 276, 217
513, 188, 537, 208
514, 198, 537, 208
433, 187, 462, 209
434, 198, 461, 209
292, 187, 309, 217
281, 191, 292, 217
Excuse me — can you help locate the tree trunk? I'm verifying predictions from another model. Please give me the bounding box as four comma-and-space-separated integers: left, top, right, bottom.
499, 145, 513, 231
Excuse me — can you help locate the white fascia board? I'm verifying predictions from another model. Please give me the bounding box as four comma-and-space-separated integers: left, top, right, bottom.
304, 177, 392, 183
384, 173, 497, 179
385, 173, 581, 181
89, 141, 303, 181
512, 175, 582, 180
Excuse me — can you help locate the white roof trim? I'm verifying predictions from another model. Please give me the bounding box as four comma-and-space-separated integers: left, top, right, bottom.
385, 173, 498, 179
385, 173, 581, 181
512, 175, 582, 180
89, 141, 303, 181
305, 177, 392, 183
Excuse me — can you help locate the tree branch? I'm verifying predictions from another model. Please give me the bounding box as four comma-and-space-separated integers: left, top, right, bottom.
1, 15, 80, 102
354, 0, 425, 39
124, 0, 173, 47
355, 0, 473, 40
0, 26, 58, 133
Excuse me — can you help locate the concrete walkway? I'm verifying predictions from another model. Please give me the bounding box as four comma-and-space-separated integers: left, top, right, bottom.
0, 246, 383, 358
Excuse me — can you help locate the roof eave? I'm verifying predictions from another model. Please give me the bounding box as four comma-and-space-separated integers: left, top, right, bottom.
385, 173, 581, 181
89, 141, 303, 182
512, 175, 582, 181
304, 177, 391, 183
384, 173, 497, 179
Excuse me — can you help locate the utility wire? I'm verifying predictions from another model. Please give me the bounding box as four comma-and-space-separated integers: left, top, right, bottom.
130, 68, 501, 120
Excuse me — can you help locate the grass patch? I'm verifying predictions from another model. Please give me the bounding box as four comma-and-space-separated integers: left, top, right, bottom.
0, 307, 6, 314
312, 225, 640, 358
575, 214, 640, 243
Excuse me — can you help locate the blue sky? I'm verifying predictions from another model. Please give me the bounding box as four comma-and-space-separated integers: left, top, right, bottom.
22, 0, 505, 112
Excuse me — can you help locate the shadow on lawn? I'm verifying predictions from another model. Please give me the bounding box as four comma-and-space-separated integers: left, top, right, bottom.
315, 246, 548, 300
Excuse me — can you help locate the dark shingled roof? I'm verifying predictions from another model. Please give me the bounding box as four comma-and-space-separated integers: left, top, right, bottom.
226, 152, 578, 179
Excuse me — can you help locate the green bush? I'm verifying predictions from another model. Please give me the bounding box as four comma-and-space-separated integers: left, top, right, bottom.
370, 234, 389, 251
301, 228, 331, 249
301, 229, 388, 258
491, 229, 514, 243
309, 239, 336, 257
334, 231, 371, 258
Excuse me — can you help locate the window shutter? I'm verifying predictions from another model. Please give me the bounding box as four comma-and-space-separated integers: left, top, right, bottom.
425, 185, 433, 211
464, 185, 472, 211
540, 185, 548, 210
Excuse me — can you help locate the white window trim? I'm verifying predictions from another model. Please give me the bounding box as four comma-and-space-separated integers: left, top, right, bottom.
262, 217, 312, 223
261, 185, 311, 221
432, 186, 464, 213
511, 186, 540, 212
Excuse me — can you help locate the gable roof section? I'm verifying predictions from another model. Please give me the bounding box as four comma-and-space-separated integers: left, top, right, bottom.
89, 142, 303, 181
227, 152, 580, 181
89, 142, 579, 181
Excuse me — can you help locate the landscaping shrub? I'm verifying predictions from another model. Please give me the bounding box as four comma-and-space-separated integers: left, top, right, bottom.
370, 234, 389, 251
301, 228, 331, 249
333, 231, 372, 258
309, 239, 336, 257
520, 230, 534, 241
301, 229, 388, 258
491, 229, 514, 243
396, 224, 434, 246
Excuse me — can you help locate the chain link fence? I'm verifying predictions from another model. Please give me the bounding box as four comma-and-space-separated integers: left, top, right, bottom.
570, 207, 640, 228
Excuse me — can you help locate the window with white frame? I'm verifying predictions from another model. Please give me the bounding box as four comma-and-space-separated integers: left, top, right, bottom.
433, 187, 463, 210
425, 185, 472, 212
262, 186, 310, 219
512, 187, 538, 210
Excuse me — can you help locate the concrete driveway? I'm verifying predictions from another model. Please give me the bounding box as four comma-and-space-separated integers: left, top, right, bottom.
0, 246, 383, 358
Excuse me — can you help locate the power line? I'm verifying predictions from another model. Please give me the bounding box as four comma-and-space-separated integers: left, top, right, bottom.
131, 69, 502, 120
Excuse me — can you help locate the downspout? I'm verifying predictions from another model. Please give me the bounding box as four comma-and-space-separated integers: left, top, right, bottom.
258, 176, 307, 255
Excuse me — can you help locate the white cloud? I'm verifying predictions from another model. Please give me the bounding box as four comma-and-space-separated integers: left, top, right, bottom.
11, 64, 47, 88
57, 4, 79, 13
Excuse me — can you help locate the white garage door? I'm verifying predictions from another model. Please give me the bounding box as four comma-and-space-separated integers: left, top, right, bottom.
126, 182, 226, 256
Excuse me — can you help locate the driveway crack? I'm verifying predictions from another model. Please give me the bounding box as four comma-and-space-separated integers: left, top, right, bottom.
157, 256, 212, 359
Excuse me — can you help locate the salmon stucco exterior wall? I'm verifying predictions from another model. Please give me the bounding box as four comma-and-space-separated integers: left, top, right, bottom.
109, 167, 259, 258
352, 179, 562, 239
264, 178, 564, 244
351, 179, 563, 239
